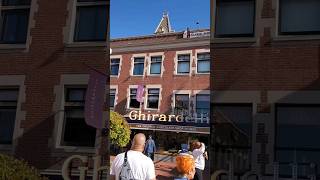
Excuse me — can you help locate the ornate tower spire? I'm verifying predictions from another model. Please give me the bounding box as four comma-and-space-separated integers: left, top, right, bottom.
154, 11, 173, 34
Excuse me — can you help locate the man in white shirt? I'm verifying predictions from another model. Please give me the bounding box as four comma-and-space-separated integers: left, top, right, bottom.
110, 133, 156, 180
192, 141, 205, 180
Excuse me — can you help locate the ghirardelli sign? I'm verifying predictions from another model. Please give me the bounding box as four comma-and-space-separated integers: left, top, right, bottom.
128, 110, 209, 124
62, 155, 108, 180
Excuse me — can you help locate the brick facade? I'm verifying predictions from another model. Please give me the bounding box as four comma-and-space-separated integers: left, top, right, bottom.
211, 0, 320, 177
0, 0, 109, 176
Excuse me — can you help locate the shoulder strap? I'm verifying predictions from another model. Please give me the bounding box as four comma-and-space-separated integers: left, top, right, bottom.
123, 151, 128, 165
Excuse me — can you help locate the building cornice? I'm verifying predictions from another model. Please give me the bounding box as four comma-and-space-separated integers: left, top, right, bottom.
111, 37, 210, 54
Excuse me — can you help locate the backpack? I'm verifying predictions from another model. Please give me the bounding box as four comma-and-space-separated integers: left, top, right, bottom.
119, 151, 137, 180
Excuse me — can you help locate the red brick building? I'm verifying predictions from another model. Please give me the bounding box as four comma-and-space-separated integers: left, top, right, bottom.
211, 0, 320, 179
0, 0, 108, 178
110, 14, 210, 154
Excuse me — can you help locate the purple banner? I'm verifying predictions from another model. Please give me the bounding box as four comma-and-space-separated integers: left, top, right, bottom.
136, 84, 144, 103
85, 68, 107, 129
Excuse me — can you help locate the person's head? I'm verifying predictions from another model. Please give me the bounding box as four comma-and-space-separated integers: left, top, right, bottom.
195, 141, 201, 149
175, 154, 196, 179
131, 133, 146, 152
149, 135, 152, 139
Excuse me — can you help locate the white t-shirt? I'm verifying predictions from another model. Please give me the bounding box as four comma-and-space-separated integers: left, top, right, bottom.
110, 150, 156, 180
192, 143, 205, 170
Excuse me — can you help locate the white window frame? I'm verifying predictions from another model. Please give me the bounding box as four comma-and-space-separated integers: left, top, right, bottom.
66, 0, 108, 44
53, 75, 96, 153
172, 90, 192, 115
0, 75, 25, 151
144, 85, 162, 111
0, 0, 32, 45
110, 55, 122, 78
130, 54, 146, 77
147, 52, 164, 77
193, 90, 210, 122
274, 0, 320, 40
127, 85, 140, 110
174, 50, 193, 76
211, 0, 258, 43
109, 85, 118, 109
195, 49, 210, 74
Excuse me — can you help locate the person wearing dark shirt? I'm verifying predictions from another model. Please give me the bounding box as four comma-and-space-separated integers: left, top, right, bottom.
144, 135, 156, 161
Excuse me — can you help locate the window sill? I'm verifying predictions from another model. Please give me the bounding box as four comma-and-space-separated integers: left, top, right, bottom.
273, 35, 320, 42
0, 144, 13, 151
147, 74, 161, 77
144, 108, 159, 112
110, 75, 119, 78
174, 73, 191, 76
65, 42, 107, 48
55, 145, 95, 153
211, 37, 257, 44
195, 72, 210, 75
0, 44, 26, 50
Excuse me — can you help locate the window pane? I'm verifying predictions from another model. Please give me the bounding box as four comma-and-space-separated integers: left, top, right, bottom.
74, 5, 107, 41
2, 0, 31, 6
0, 108, 16, 144
277, 106, 320, 148
150, 63, 161, 74
67, 89, 86, 102
213, 104, 252, 174
177, 62, 190, 73
175, 94, 189, 110
178, 54, 190, 61
111, 59, 120, 76
0, 90, 18, 101
196, 95, 210, 116
110, 89, 116, 107
63, 108, 96, 147
215, 0, 255, 37
129, 89, 139, 108
276, 106, 320, 177
197, 60, 210, 73
150, 56, 162, 74
280, 0, 320, 34
1, 10, 29, 44
147, 89, 159, 109
133, 58, 144, 75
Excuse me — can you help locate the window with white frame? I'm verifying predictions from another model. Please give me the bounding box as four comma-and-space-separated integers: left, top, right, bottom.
73, 0, 107, 42
215, 0, 255, 37
110, 58, 120, 76
197, 53, 210, 73
129, 88, 140, 109
149, 56, 162, 75
146, 88, 160, 109
196, 94, 210, 118
174, 94, 189, 115
0, 0, 31, 44
62, 87, 96, 147
0, 89, 18, 144
177, 54, 190, 74
110, 88, 116, 108
279, 0, 320, 35
132, 57, 145, 76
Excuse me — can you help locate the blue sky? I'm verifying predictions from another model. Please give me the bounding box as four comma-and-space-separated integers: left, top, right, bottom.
110, 0, 210, 39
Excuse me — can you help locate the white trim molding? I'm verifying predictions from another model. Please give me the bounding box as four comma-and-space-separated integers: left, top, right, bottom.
110, 55, 122, 78
130, 54, 147, 77
147, 52, 165, 77
52, 74, 96, 153
174, 50, 193, 76
109, 85, 118, 108
195, 49, 210, 74
0, 75, 26, 153
144, 84, 162, 112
